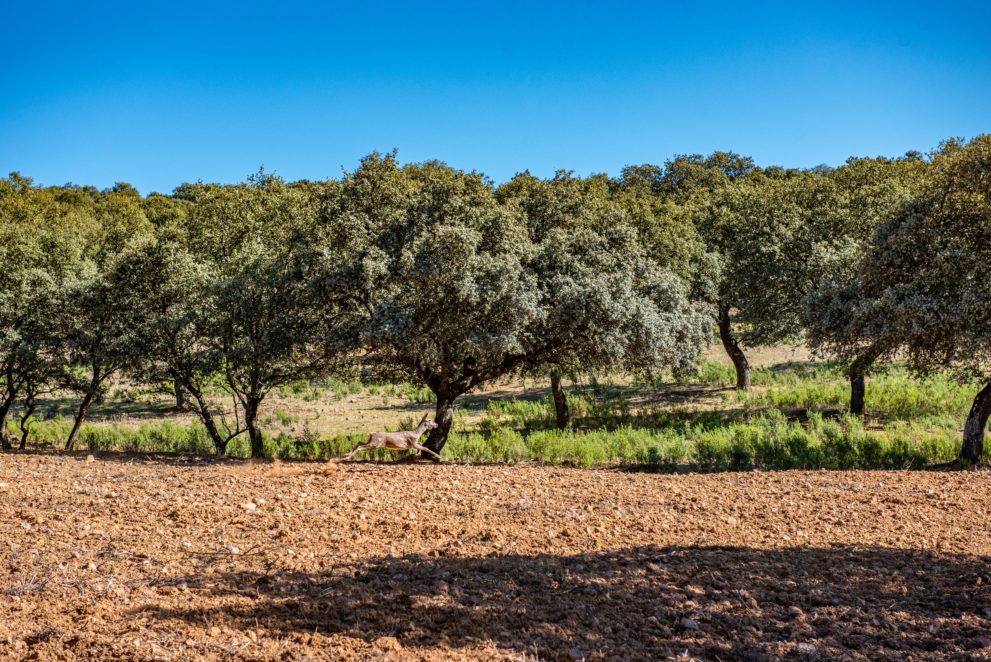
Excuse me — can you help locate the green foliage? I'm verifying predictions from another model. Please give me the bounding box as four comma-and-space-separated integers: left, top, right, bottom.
482, 393, 596, 430
337, 154, 540, 389
277, 380, 317, 399
445, 428, 529, 463
398, 383, 435, 403
274, 410, 298, 425
810, 136, 991, 460
261, 429, 366, 461
24, 417, 215, 455
261, 415, 963, 468
801, 156, 928, 378
12, 366, 972, 468
704, 172, 841, 345
732, 367, 975, 421
334, 156, 711, 451
0, 176, 155, 449
856, 136, 991, 380
689, 412, 958, 470
681, 359, 737, 387
499, 171, 712, 378
1, 138, 989, 462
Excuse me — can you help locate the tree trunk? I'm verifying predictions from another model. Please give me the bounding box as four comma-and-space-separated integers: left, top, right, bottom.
849, 372, 866, 416
186, 383, 228, 455
0, 394, 13, 450
960, 381, 991, 465
199, 404, 228, 456
173, 379, 186, 411
550, 370, 569, 430
18, 399, 36, 450
423, 390, 456, 457
244, 396, 264, 458
717, 305, 750, 390
65, 390, 96, 451
847, 349, 879, 416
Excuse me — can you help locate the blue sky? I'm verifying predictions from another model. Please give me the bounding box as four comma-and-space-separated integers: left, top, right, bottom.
1, 1, 989, 194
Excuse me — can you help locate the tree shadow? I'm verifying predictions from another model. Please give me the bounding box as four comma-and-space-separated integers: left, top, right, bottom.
763, 360, 837, 375
0, 447, 245, 467
28, 395, 180, 421
457, 380, 732, 414
460, 387, 545, 411
135, 544, 991, 660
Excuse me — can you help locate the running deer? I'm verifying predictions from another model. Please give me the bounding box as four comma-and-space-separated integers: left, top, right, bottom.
343, 413, 442, 461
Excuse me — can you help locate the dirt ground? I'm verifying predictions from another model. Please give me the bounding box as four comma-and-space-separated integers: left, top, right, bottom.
1, 454, 989, 661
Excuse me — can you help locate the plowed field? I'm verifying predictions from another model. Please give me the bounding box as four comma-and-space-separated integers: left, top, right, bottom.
1, 453, 989, 660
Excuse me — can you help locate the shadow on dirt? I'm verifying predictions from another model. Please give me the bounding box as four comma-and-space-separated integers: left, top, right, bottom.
135, 544, 991, 660
0, 448, 245, 467
31, 396, 180, 421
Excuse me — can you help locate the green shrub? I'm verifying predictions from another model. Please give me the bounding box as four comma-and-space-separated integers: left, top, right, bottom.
734, 365, 977, 422
75, 420, 214, 455
18, 413, 970, 470
17, 361, 981, 471
274, 409, 298, 425
400, 383, 432, 403
682, 359, 737, 387
694, 430, 736, 469
24, 416, 74, 447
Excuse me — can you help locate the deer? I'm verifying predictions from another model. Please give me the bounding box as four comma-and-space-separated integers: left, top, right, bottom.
342, 413, 442, 461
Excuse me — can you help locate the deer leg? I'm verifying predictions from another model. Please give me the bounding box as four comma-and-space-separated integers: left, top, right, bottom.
344, 443, 377, 460
413, 443, 442, 461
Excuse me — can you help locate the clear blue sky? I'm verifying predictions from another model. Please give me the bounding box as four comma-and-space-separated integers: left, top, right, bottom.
1, 1, 989, 194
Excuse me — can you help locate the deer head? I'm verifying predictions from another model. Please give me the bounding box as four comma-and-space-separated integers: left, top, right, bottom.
417, 413, 439, 432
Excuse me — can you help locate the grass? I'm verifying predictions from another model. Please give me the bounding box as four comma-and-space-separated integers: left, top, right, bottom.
23, 417, 217, 455
727, 363, 976, 423
8, 359, 982, 469
274, 409, 298, 425
16, 410, 973, 470
271, 377, 433, 403
450, 410, 965, 469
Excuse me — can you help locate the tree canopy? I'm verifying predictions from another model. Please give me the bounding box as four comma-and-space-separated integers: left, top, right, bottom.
1, 137, 989, 464
848, 136, 991, 462
327, 156, 708, 450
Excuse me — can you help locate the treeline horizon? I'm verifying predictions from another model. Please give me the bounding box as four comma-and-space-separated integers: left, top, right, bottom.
1, 135, 989, 464
24, 150, 931, 199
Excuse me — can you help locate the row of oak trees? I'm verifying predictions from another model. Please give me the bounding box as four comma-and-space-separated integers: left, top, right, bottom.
0, 135, 988, 462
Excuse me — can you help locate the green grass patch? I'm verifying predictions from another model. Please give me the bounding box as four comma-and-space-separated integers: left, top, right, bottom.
274, 409, 298, 425
21, 418, 216, 455
13, 361, 980, 470
15, 413, 969, 469
732, 366, 976, 421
